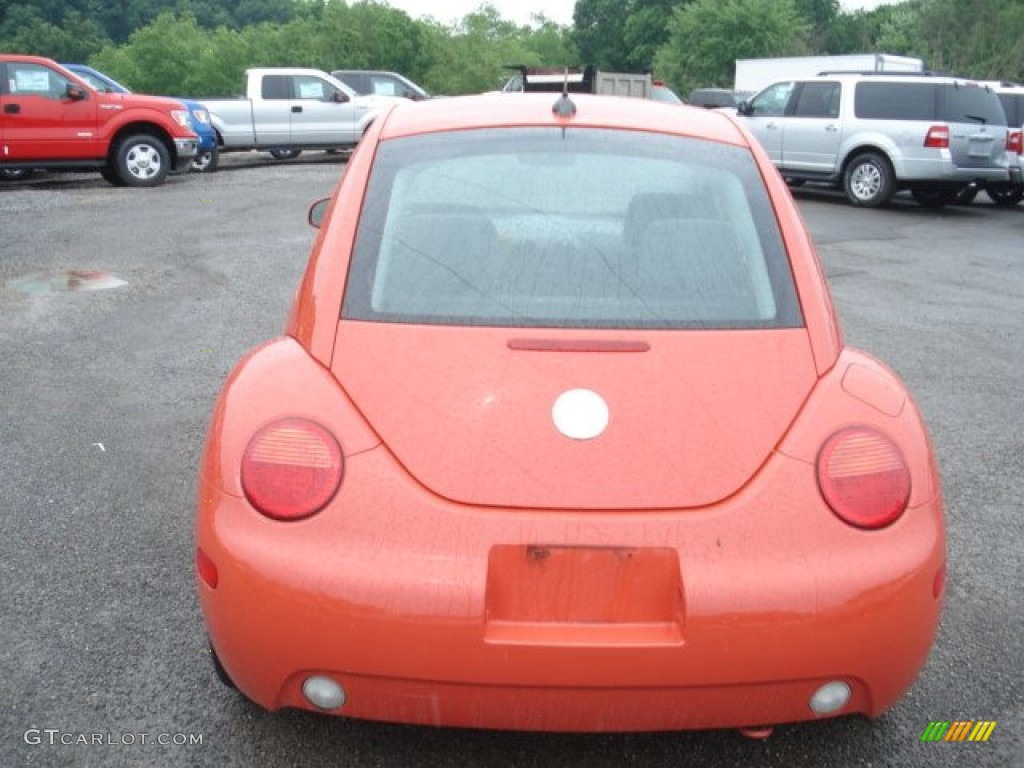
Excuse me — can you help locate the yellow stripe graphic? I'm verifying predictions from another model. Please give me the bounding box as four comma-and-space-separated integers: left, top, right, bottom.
968, 721, 997, 742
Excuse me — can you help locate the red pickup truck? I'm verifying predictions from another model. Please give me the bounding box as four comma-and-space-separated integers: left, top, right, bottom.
1, 54, 198, 186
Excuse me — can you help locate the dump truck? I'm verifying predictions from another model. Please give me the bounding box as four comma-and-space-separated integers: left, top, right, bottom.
503, 65, 652, 99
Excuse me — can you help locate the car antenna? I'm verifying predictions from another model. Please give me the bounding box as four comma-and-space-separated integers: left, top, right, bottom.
552, 68, 576, 118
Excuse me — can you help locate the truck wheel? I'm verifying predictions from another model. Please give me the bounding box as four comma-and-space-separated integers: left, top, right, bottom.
270, 149, 302, 160
843, 152, 894, 207
114, 134, 171, 187
987, 186, 1023, 207
192, 146, 219, 173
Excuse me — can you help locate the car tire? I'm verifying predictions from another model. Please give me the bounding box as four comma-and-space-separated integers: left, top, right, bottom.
270, 148, 302, 161
911, 188, 954, 209
1, 168, 32, 182
987, 186, 1023, 207
192, 146, 219, 173
113, 134, 171, 187
843, 152, 895, 207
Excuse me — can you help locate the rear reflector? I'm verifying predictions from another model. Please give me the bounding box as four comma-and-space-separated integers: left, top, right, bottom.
816, 427, 911, 529
241, 417, 343, 521
923, 125, 949, 149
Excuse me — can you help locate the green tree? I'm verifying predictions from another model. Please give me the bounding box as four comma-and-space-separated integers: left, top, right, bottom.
654, 0, 811, 95
793, 0, 839, 51
914, 0, 1023, 80
622, 0, 681, 71
1, 9, 108, 60
572, 0, 632, 69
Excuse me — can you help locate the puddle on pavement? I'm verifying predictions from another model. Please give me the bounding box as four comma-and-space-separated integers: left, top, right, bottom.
7, 269, 127, 295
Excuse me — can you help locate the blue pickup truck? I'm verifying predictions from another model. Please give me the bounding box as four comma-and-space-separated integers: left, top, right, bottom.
62, 64, 219, 172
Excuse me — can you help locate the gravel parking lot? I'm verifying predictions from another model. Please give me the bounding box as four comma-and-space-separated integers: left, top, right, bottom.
1, 157, 1021, 768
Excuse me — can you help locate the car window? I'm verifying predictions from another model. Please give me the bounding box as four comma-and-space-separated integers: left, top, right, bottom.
854, 82, 937, 120
7, 63, 72, 100
749, 83, 794, 117
294, 75, 337, 101
338, 73, 364, 93
996, 93, 1021, 125
793, 82, 840, 118
939, 84, 1007, 126
261, 75, 290, 100
343, 128, 802, 330
368, 76, 400, 97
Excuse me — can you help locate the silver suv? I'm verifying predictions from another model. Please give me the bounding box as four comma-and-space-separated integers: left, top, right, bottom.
735, 73, 1019, 208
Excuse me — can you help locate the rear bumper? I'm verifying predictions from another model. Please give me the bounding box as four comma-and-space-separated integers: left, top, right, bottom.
196, 448, 945, 732
897, 153, 1010, 184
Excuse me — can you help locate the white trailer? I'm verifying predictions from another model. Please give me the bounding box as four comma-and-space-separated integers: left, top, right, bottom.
734, 54, 924, 94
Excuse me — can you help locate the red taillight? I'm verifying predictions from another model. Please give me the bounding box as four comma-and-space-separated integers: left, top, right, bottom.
241, 417, 343, 521
196, 548, 219, 588
1007, 129, 1022, 155
924, 125, 949, 149
816, 427, 911, 530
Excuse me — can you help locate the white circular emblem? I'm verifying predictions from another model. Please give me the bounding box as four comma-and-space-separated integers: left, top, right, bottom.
552, 389, 609, 440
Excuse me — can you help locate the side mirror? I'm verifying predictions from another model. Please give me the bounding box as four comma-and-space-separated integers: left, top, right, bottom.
66, 84, 87, 101
308, 197, 330, 229
332, 91, 350, 104
737, 100, 752, 116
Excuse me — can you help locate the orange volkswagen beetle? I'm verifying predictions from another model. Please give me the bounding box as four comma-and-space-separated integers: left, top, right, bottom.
195, 92, 945, 734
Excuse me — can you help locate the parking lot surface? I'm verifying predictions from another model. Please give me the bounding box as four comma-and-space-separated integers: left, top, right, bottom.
1, 158, 1021, 767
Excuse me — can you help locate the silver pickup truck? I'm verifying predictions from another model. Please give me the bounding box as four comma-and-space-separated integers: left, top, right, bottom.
199, 68, 404, 160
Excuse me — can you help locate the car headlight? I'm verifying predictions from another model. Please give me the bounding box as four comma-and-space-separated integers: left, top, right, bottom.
171, 109, 192, 129
191, 108, 211, 125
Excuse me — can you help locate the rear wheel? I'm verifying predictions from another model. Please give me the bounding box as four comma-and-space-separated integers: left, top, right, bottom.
113, 134, 171, 187
843, 152, 894, 207
269, 148, 302, 161
987, 186, 1023, 207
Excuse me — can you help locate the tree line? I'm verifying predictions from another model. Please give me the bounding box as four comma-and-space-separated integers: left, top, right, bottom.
1, 0, 1020, 99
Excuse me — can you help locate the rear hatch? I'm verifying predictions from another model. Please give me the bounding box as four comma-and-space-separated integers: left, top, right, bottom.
330, 124, 820, 510
333, 323, 817, 510
941, 82, 1009, 169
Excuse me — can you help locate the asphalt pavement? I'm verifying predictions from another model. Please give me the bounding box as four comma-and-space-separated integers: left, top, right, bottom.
1, 158, 1021, 767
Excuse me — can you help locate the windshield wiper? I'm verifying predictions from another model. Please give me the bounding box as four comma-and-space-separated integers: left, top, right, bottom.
964, 114, 988, 124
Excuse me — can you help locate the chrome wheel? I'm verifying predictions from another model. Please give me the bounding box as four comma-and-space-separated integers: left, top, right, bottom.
843, 152, 894, 207
849, 163, 881, 201
125, 143, 163, 182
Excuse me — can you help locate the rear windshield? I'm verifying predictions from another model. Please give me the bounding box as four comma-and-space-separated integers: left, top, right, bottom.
854, 81, 1006, 125
342, 127, 803, 330
940, 84, 1007, 125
